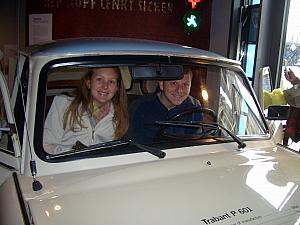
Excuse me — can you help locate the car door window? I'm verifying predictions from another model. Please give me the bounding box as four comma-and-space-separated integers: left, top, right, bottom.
0, 92, 10, 152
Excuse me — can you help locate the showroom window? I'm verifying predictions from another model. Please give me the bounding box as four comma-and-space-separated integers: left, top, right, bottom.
281, 0, 300, 90
239, 0, 261, 82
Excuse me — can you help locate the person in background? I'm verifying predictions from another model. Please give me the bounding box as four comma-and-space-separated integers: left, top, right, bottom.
128, 67, 201, 144
284, 68, 300, 143
285, 68, 300, 85
284, 68, 300, 107
263, 68, 300, 109
43, 67, 129, 154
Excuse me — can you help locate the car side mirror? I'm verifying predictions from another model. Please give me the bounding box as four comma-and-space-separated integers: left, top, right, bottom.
266, 105, 290, 120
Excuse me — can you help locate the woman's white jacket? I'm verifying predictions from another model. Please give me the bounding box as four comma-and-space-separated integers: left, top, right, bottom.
43, 95, 115, 154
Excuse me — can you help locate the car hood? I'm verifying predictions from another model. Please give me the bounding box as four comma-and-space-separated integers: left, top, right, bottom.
19, 146, 300, 225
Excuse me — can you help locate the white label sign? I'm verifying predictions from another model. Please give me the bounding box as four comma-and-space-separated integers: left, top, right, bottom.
29, 14, 52, 45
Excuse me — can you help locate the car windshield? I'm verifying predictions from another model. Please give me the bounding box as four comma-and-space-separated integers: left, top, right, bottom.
37, 59, 268, 161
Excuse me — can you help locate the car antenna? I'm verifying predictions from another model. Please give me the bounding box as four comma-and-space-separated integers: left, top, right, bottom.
16, 57, 43, 191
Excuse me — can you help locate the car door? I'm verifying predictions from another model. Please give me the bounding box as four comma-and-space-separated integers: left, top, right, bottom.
0, 61, 22, 186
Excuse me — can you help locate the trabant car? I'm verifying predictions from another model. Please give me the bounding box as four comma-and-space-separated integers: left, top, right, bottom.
0, 38, 299, 225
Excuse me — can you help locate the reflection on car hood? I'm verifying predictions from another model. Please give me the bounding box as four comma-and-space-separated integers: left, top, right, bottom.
20, 146, 300, 225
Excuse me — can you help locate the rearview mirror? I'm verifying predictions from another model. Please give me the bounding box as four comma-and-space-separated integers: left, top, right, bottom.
132, 65, 183, 80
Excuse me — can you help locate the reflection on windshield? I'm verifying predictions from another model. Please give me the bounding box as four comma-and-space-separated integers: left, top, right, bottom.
218, 68, 266, 136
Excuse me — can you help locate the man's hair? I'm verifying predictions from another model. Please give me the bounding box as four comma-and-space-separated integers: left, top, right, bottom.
182, 66, 193, 78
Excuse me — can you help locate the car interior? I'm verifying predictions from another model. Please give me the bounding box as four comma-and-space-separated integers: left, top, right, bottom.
43, 65, 217, 155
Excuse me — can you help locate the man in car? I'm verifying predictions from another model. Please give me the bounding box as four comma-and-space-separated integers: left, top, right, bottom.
127, 67, 201, 144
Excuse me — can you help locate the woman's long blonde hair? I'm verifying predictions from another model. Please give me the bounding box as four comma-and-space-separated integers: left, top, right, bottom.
63, 67, 129, 139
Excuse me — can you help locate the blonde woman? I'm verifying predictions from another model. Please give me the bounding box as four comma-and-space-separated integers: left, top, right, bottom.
43, 67, 129, 154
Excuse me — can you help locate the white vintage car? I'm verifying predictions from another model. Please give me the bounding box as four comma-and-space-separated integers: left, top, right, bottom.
0, 38, 299, 225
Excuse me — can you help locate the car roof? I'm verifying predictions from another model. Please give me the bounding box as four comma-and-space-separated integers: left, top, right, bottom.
24, 37, 240, 66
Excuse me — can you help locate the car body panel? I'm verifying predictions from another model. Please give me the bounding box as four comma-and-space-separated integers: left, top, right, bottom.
21, 144, 300, 225
25, 38, 239, 66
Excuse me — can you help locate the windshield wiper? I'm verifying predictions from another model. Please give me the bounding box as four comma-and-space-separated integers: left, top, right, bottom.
127, 140, 166, 158
46, 139, 166, 159
155, 120, 246, 149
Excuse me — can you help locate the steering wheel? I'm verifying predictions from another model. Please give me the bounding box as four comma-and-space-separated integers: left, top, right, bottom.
155, 107, 219, 140
169, 107, 217, 122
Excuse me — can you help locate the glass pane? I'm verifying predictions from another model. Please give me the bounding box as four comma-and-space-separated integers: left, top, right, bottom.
245, 44, 256, 79
41, 63, 267, 157
218, 68, 266, 136
282, 0, 300, 90
281, 0, 300, 150
251, 0, 261, 5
